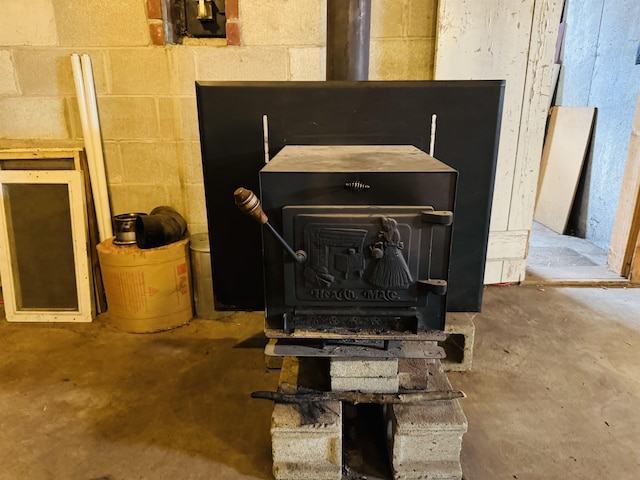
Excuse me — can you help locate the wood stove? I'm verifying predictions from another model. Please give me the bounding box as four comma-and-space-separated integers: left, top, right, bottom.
236, 145, 456, 357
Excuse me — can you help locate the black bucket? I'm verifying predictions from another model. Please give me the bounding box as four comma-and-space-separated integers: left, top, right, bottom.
135, 206, 187, 249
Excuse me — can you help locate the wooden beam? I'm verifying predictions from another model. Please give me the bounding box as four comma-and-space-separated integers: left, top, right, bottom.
608, 94, 640, 278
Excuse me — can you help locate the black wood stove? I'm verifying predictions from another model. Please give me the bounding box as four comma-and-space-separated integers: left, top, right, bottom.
235, 145, 457, 358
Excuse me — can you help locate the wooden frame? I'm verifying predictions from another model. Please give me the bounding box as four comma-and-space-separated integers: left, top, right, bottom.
0, 170, 93, 322
0, 147, 106, 311
608, 95, 640, 283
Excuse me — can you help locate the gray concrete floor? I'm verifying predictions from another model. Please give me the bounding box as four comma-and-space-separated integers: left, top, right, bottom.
1, 284, 639, 479
526, 222, 623, 283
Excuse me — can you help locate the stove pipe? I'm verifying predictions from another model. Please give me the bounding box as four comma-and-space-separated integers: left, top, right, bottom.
326, 0, 372, 81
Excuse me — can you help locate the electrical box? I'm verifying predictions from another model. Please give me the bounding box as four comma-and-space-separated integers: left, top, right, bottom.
172, 0, 226, 39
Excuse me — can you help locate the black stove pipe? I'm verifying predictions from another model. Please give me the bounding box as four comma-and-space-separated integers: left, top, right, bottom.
326, 0, 372, 81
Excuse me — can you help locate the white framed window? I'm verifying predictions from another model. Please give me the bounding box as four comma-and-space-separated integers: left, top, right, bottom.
0, 170, 93, 322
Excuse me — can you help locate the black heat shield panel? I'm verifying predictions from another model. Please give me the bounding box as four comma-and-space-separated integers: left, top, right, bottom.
196, 81, 504, 312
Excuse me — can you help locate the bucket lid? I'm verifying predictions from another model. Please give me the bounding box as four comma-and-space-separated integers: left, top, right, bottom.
190, 233, 210, 253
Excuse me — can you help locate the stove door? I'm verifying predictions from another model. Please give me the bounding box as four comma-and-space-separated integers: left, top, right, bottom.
283, 206, 448, 312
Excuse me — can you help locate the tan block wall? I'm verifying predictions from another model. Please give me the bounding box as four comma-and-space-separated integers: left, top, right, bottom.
370, 0, 437, 80
0, 0, 437, 234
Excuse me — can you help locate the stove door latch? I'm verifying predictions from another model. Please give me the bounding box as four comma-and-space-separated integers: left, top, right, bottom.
234, 187, 308, 264
421, 209, 453, 225
417, 279, 447, 296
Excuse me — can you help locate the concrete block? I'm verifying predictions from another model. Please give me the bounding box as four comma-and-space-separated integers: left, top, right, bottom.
97, 97, 160, 140
120, 142, 181, 185
178, 141, 204, 184
102, 141, 123, 184
109, 184, 168, 216
0, 97, 68, 140
184, 183, 208, 226
194, 47, 288, 81
385, 362, 467, 480
109, 48, 171, 95
288, 47, 326, 81
330, 358, 398, 378
331, 376, 399, 394
13, 49, 107, 96
370, 38, 434, 81
53, 0, 149, 47
272, 356, 341, 480
241, 0, 325, 46
0, 51, 18, 95
157, 97, 180, 141
174, 97, 200, 141
371, 0, 406, 39
0, 0, 57, 46
407, 0, 437, 38
442, 313, 476, 372
167, 47, 196, 95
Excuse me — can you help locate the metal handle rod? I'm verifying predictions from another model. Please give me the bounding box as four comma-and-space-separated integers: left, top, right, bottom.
264, 222, 307, 263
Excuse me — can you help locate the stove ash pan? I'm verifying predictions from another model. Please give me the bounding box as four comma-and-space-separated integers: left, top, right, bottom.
257, 145, 457, 339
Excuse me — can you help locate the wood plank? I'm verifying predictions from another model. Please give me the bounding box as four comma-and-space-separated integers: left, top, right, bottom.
508, 0, 564, 232
483, 260, 505, 284
486, 230, 530, 261
435, 0, 535, 233
632, 241, 640, 284
534, 106, 595, 233
607, 94, 640, 277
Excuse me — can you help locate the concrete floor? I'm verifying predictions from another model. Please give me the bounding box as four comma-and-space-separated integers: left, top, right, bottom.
526, 222, 623, 283
1, 284, 639, 480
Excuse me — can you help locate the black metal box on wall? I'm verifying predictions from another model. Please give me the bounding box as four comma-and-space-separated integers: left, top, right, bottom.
260, 145, 457, 335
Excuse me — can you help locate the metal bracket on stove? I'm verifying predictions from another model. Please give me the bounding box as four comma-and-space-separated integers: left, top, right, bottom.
416, 279, 448, 296
421, 210, 453, 226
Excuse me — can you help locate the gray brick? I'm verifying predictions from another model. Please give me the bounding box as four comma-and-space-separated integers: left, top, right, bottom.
443, 312, 476, 372
331, 375, 399, 393
330, 357, 398, 378
386, 361, 467, 479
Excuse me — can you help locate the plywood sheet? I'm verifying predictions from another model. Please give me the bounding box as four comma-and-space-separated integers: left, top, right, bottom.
534, 106, 595, 233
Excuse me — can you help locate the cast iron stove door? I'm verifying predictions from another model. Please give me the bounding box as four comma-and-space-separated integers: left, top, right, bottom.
282, 205, 450, 334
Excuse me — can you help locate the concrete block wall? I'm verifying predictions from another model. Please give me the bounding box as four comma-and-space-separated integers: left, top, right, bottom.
0, 0, 436, 235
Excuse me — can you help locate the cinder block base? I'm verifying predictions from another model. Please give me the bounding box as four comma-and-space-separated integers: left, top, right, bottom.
271, 402, 342, 480
442, 313, 476, 372
330, 357, 399, 393
386, 360, 467, 480
269, 357, 467, 480
271, 357, 342, 480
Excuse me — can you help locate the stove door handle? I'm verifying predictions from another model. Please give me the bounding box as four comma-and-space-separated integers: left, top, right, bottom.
234, 187, 307, 264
